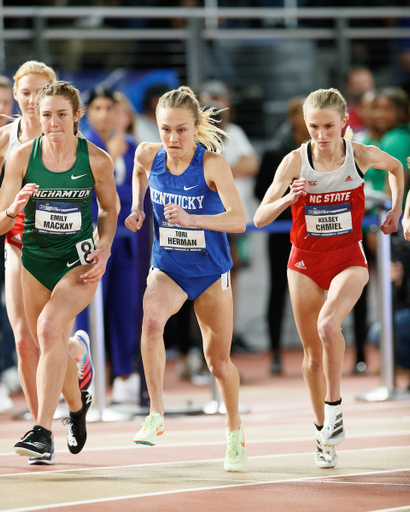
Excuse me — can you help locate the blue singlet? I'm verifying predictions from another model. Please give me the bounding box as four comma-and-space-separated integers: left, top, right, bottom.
148, 144, 232, 280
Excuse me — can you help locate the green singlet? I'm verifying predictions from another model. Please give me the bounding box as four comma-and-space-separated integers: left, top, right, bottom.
22, 136, 95, 291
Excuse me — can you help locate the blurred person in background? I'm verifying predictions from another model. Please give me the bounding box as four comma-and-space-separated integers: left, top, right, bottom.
77, 87, 150, 404
254, 97, 309, 374
135, 84, 169, 144
352, 87, 410, 373
361, 87, 410, 198
344, 67, 375, 132
0, 76, 13, 131
200, 80, 259, 353
374, 87, 410, 190
353, 90, 378, 144
0, 74, 15, 413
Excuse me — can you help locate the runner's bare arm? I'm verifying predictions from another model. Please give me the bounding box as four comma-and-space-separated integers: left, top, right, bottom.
81, 144, 117, 283
254, 149, 304, 228
0, 143, 37, 235
354, 142, 404, 234
125, 142, 159, 233
0, 122, 12, 158
165, 151, 246, 233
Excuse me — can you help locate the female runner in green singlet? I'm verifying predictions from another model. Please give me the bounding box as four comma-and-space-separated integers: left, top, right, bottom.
0, 64, 94, 449
0, 81, 117, 459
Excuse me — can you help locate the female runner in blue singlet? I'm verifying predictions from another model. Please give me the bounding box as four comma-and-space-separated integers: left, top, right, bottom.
125, 86, 247, 472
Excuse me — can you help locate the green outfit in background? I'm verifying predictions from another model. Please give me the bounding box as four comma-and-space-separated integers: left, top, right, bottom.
362, 124, 410, 194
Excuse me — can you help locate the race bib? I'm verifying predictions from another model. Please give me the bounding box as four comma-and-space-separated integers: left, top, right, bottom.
159, 218, 206, 253
35, 201, 81, 235
305, 202, 353, 237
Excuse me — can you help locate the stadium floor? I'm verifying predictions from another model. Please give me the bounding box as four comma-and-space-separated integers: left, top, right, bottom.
1, 347, 409, 512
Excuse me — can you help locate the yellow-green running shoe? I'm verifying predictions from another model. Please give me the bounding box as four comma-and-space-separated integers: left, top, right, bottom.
224, 424, 247, 472
133, 413, 164, 446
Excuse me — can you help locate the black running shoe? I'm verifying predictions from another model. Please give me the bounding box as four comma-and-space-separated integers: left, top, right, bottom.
62, 390, 92, 455
14, 425, 52, 458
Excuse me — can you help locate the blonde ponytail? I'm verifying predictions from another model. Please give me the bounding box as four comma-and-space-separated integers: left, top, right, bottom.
344, 126, 354, 140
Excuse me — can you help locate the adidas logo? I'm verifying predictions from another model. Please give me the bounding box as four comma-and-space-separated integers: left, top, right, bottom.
345, 175, 353, 182
295, 260, 307, 270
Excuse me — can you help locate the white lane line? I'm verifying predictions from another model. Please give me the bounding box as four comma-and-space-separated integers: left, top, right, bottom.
1, 445, 409, 477
2, 468, 410, 512
314, 480, 410, 487
367, 507, 410, 512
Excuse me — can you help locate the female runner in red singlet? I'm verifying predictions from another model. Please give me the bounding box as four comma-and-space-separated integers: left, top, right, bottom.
254, 88, 403, 469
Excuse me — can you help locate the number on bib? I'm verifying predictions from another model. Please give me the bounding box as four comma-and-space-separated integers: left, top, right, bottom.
75, 238, 95, 265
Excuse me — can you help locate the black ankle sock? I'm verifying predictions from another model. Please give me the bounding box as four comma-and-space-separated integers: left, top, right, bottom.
314, 423, 323, 431
325, 398, 342, 406
70, 404, 84, 417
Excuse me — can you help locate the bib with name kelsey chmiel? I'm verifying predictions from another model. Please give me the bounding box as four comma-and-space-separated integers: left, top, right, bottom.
290, 139, 365, 252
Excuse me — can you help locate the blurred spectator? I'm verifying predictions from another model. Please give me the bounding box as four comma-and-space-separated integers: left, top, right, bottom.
393, 16, 410, 98
255, 97, 308, 373
353, 90, 379, 144
360, 87, 410, 206
356, 87, 410, 374
0, 75, 14, 414
135, 84, 169, 143
0, 76, 13, 130
200, 80, 259, 352
76, 87, 151, 404
376, 87, 410, 191
352, 88, 390, 374
0, 76, 14, 176
344, 67, 375, 132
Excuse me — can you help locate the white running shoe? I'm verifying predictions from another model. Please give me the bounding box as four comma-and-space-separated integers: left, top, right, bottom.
112, 373, 140, 404
315, 430, 338, 468
224, 424, 247, 472
321, 402, 345, 446
133, 413, 164, 446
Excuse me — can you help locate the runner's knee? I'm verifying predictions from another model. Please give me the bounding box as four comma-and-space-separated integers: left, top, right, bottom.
205, 356, 230, 381
142, 313, 165, 340
303, 348, 323, 373
36, 315, 63, 352
317, 316, 341, 347
14, 332, 38, 360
